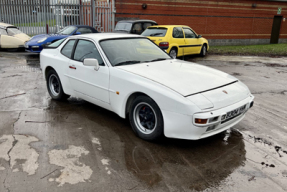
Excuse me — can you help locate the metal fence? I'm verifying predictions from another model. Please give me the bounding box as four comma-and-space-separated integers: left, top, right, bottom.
0, 0, 115, 35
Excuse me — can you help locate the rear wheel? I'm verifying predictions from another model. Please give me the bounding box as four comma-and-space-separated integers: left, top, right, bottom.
169, 48, 177, 59
129, 96, 163, 141
46, 70, 69, 100
200, 44, 207, 57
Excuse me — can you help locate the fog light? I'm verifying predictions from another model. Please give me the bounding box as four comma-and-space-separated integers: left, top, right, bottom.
195, 118, 208, 124
32, 46, 39, 48
207, 125, 216, 132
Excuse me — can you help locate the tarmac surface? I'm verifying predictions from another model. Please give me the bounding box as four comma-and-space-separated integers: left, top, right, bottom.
0, 51, 286, 191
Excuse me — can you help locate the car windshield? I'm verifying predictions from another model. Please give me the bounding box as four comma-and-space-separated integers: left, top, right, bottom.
7, 27, 23, 36
141, 28, 167, 37
100, 38, 171, 66
115, 22, 132, 31
57, 26, 76, 35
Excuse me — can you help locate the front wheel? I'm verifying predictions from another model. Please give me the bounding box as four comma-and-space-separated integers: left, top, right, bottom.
200, 44, 207, 57
129, 96, 163, 141
46, 70, 69, 100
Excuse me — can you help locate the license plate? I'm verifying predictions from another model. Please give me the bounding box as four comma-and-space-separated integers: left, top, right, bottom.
225, 105, 246, 120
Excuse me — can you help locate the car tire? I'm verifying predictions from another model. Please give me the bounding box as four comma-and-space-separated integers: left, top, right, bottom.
46, 70, 69, 100
200, 44, 207, 57
129, 96, 163, 141
169, 48, 177, 59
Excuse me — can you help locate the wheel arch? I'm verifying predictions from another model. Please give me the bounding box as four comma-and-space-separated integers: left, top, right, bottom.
125, 92, 150, 118
169, 45, 178, 53
44, 66, 55, 81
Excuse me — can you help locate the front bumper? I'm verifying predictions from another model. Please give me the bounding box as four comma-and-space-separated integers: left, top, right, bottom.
25, 43, 43, 53
163, 95, 254, 140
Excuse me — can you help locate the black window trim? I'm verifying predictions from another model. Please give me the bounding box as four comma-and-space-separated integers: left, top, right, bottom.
71, 38, 105, 66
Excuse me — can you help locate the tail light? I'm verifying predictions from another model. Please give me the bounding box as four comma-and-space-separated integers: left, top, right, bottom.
159, 42, 169, 47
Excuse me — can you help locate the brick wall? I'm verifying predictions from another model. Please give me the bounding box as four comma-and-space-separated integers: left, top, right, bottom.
115, 0, 287, 45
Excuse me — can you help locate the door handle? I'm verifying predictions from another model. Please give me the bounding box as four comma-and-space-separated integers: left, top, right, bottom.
69, 65, 76, 70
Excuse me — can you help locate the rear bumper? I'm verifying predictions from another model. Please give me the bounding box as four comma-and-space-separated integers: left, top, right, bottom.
163, 95, 254, 140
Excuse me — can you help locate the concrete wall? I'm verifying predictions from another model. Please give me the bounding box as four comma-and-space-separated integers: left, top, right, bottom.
115, 0, 287, 45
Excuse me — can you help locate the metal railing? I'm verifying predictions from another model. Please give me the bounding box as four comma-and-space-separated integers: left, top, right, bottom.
0, 0, 115, 35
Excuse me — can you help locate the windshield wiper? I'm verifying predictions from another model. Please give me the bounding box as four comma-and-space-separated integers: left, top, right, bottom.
149, 58, 170, 62
149, 33, 163, 36
114, 60, 141, 66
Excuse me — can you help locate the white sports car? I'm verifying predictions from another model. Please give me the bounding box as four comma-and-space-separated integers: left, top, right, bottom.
40, 33, 254, 141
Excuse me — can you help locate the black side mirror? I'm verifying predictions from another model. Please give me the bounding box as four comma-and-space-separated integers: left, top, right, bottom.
197, 35, 202, 38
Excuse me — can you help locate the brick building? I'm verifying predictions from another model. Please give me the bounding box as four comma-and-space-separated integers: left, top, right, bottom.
115, 0, 287, 45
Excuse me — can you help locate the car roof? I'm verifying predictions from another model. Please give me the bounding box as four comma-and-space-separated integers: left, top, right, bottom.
70, 25, 94, 28
147, 25, 191, 28
0, 22, 16, 29
69, 33, 145, 41
117, 20, 157, 24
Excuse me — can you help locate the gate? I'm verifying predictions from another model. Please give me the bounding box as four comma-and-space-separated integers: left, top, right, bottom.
0, 0, 115, 35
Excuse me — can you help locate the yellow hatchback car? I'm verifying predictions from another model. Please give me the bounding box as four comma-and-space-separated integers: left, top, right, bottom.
142, 25, 209, 58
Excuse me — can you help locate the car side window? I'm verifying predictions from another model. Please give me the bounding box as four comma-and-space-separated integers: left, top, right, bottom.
132, 23, 143, 34
143, 23, 152, 31
76, 27, 93, 34
183, 28, 196, 38
172, 27, 184, 38
61, 39, 76, 58
0, 28, 7, 35
73, 40, 104, 66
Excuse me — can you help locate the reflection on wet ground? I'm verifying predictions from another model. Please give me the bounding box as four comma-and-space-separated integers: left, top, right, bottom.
48, 98, 246, 190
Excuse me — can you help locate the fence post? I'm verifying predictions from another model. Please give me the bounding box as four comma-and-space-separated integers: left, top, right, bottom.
92, 0, 95, 27
112, 0, 115, 31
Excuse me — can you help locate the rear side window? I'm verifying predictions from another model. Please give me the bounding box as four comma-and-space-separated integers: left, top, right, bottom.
76, 27, 93, 34
173, 27, 184, 38
74, 40, 104, 65
143, 23, 152, 30
141, 28, 167, 37
132, 23, 143, 34
61, 40, 76, 58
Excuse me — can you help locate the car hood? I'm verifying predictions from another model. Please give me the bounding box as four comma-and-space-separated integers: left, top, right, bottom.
14, 33, 31, 42
30, 34, 69, 41
117, 60, 238, 96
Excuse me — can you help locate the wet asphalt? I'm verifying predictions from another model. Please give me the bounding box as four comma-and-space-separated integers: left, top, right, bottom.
0, 51, 287, 191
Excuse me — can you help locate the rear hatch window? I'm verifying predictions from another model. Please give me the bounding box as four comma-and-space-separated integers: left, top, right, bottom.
141, 28, 167, 37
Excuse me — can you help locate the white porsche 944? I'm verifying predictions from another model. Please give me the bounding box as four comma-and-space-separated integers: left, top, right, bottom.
40, 33, 254, 141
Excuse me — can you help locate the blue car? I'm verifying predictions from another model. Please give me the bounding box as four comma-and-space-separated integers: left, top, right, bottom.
25, 25, 98, 53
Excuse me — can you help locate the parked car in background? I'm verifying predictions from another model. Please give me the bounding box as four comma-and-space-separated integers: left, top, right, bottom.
142, 25, 209, 58
0, 22, 30, 50
25, 25, 98, 53
40, 33, 254, 141
114, 20, 157, 34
